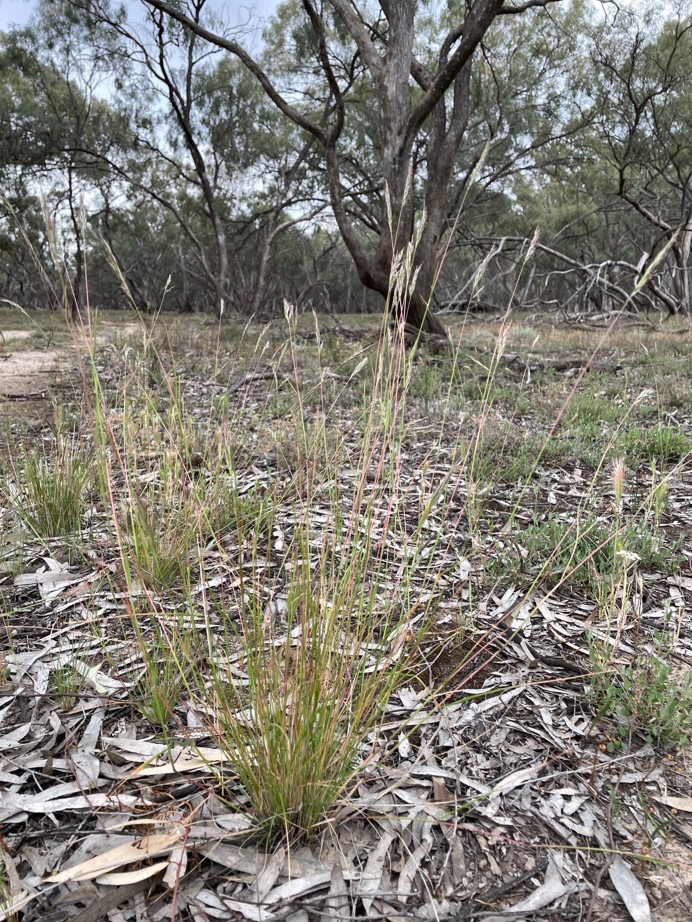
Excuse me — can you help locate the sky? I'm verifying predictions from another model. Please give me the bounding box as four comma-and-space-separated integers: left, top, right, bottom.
0, 0, 279, 34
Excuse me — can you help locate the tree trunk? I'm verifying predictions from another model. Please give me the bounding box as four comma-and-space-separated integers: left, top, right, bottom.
67, 168, 84, 321
214, 238, 228, 318
360, 261, 449, 337
247, 216, 278, 316
678, 214, 691, 315
139, 0, 530, 337
405, 289, 450, 337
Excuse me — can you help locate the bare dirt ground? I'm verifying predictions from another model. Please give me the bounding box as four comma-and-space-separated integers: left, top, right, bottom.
0, 331, 74, 443
1, 311, 691, 922
0, 320, 148, 431
0, 348, 65, 397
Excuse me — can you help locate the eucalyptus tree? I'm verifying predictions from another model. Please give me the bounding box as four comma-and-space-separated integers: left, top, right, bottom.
193, 55, 328, 315
137, 0, 567, 337
587, 1, 692, 314
0, 185, 56, 309
434, 1, 692, 318
425, 0, 590, 310
511, 1, 692, 317
0, 14, 124, 313
56, 0, 240, 317
45, 0, 325, 317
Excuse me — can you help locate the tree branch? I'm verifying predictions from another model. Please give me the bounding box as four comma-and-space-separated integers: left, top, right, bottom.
405, 0, 505, 147
500, 0, 563, 13
324, 0, 383, 81
140, 0, 327, 143
302, 0, 345, 143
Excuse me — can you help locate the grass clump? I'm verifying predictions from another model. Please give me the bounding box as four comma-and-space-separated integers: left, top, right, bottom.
589, 623, 692, 752
487, 511, 680, 592
564, 392, 625, 432
197, 322, 434, 840
620, 424, 692, 465
122, 495, 197, 591
8, 434, 91, 540
586, 475, 692, 752
127, 606, 194, 730
208, 541, 411, 843
50, 665, 86, 709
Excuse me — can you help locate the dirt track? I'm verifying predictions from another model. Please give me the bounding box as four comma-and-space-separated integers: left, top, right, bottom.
0, 348, 65, 398
0, 321, 146, 419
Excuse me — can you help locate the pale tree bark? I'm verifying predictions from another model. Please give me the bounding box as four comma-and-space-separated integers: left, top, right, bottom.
65, 163, 84, 319
680, 215, 692, 314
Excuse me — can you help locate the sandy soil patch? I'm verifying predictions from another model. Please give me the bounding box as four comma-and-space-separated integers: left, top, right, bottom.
0, 348, 66, 397
0, 319, 147, 402
0, 330, 34, 343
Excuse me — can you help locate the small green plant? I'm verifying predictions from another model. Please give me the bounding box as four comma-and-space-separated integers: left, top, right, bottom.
458, 433, 496, 537
498, 438, 542, 484
50, 663, 88, 709
102, 397, 211, 591
549, 391, 637, 469
475, 430, 564, 487
410, 360, 442, 414
10, 435, 90, 540
588, 481, 692, 752
0, 862, 16, 922
621, 424, 692, 465
127, 605, 191, 730
564, 392, 624, 431
123, 495, 197, 591
201, 478, 278, 544
647, 464, 669, 530
589, 631, 692, 751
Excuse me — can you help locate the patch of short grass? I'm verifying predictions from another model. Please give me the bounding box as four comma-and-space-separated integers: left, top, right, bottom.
486, 511, 682, 592
620, 424, 692, 465
564, 391, 625, 429
547, 391, 631, 468
499, 436, 564, 484
50, 662, 88, 710
589, 618, 692, 751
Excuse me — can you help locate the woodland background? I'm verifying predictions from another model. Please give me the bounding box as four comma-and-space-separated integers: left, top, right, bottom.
1, 0, 691, 324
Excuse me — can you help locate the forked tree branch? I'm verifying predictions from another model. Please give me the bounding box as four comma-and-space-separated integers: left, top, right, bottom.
140, 0, 327, 143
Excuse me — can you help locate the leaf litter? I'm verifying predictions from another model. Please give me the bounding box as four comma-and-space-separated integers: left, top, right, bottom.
0, 316, 691, 921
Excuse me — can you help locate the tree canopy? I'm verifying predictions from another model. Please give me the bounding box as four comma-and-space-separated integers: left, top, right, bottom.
1, 0, 691, 322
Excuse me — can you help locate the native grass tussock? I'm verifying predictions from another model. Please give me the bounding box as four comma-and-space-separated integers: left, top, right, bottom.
1, 295, 692, 917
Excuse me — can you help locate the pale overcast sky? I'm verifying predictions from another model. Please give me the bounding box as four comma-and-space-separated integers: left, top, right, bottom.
0, 0, 279, 33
